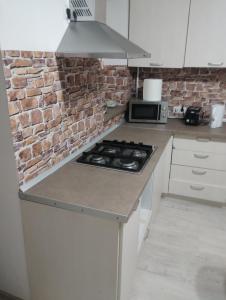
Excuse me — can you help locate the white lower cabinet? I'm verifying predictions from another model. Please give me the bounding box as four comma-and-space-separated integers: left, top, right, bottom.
152, 136, 173, 220
21, 138, 173, 300
170, 137, 226, 204
138, 173, 154, 253
120, 136, 173, 299
119, 206, 139, 300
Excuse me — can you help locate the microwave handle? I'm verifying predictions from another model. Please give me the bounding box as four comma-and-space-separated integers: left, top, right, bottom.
157, 105, 161, 120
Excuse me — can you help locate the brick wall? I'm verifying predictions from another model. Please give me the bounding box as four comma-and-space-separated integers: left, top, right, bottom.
104, 65, 132, 104
3, 49, 226, 185
2, 50, 132, 185
130, 68, 226, 117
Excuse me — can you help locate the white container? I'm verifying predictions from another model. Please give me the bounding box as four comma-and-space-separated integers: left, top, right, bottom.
210, 104, 225, 128
143, 79, 163, 102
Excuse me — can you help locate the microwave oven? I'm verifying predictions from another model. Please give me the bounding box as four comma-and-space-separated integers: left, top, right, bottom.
127, 99, 168, 124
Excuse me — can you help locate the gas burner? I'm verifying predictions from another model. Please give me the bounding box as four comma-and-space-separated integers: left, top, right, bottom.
102, 147, 120, 155
132, 150, 147, 159
119, 158, 138, 169
88, 154, 109, 165
112, 158, 139, 171
122, 148, 148, 159
122, 149, 134, 156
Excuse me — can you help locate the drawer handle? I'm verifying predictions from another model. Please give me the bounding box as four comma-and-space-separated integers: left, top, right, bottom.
208, 62, 224, 67
149, 62, 163, 67
190, 185, 205, 191
192, 170, 207, 176
194, 154, 209, 159
196, 137, 210, 143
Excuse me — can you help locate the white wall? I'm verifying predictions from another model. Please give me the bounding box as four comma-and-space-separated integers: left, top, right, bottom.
0, 0, 69, 51
0, 52, 30, 299
104, 0, 129, 65
0, 0, 129, 65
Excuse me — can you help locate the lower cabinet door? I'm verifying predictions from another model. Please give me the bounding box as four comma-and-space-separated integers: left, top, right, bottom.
171, 165, 226, 187
119, 206, 139, 300
169, 179, 226, 203
172, 149, 226, 171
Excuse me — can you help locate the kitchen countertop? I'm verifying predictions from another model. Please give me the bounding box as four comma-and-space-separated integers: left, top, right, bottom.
124, 119, 226, 141
20, 119, 226, 223
20, 125, 171, 223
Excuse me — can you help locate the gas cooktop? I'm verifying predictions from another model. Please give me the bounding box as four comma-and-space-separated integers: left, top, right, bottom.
76, 140, 156, 173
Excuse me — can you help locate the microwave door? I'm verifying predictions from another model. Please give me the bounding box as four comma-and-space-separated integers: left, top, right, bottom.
130, 103, 160, 122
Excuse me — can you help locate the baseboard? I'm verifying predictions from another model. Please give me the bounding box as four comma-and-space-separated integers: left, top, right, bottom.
165, 193, 224, 207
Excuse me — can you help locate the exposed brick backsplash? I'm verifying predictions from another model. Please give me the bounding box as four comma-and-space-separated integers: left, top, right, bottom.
103, 66, 133, 104
130, 68, 226, 117
2, 50, 132, 185
3, 49, 226, 185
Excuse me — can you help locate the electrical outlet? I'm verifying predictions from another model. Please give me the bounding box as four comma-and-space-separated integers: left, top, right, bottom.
173, 105, 182, 114
172, 105, 187, 118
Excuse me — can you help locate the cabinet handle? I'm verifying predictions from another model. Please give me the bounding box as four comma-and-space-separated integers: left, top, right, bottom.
190, 185, 205, 191
194, 154, 209, 159
192, 169, 207, 176
149, 62, 163, 67
196, 137, 210, 143
208, 62, 224, 67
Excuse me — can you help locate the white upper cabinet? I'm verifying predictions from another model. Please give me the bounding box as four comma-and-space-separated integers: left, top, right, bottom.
185, 0, 226, 68
128, 0, 190, 68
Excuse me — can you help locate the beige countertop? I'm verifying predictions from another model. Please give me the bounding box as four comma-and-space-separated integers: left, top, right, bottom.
20, 126, 171, 223
20, 119, 226, 223
124, 119, 226, 141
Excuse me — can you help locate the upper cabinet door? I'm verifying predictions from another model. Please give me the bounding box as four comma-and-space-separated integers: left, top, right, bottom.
185, 0, 226, 68
128, 0, 190, 68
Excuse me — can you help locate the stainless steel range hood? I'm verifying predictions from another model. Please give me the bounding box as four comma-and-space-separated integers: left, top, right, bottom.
56, 0, 150, 59
57, 21, 150, 59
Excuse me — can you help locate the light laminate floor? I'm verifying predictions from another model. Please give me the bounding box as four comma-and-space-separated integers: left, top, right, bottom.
131, 197, 226, 300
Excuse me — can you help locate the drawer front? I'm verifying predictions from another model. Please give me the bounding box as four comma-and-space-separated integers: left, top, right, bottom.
171, 165, 226, 187
173, 138, 226, 154
172, 149, 226, 171
169, 179, 226, 203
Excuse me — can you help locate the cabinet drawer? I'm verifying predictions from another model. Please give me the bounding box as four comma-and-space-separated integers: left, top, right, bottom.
171, 165, 226, 187
173, 138, 226, 154
169, 179, 226, 203
172, 149, 226, 171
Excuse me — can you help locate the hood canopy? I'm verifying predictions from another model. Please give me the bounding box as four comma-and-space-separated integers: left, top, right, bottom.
57, 21, 151, 59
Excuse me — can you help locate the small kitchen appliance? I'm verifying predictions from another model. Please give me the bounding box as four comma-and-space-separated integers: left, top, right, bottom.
210, 104, 225, 128
184, 106, 204, 125
76, 140, 156, 173
127, 98, 168, 124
